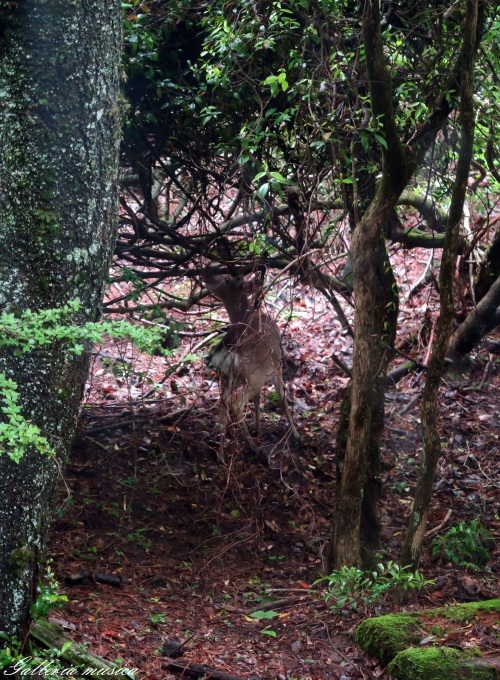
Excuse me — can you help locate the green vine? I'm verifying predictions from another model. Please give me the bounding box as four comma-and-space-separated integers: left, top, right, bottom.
0, 299, 169, 462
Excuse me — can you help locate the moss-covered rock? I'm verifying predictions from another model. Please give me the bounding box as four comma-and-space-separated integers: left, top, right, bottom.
387, 646, 498, 680
437, 599, 500, 622
355, 613, 420, 665
355, 600, 500, 679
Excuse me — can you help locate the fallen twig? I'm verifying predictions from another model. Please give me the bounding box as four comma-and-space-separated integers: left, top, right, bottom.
425, 509, 452, 538
165, 660, 254, 680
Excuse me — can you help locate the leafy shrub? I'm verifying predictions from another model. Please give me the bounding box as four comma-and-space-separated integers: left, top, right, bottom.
316, 562, 434, 612
29, 564, 68, 621
431, 521, 494, 568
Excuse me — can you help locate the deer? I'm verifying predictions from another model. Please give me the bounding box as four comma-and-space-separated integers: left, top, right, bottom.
203, 269, 300, 462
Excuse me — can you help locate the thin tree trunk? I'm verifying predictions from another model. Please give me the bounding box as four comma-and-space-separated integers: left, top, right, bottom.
329, 0, 407, 568
328, 0, 486, 569
473, 227, 500, 302
401, 0, 479, 568
330, 218, 399, 568
0, 0, 121, 641
448, 274, 500, 361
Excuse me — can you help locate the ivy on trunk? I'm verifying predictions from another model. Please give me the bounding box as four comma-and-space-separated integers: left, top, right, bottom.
0, 0, 122, 642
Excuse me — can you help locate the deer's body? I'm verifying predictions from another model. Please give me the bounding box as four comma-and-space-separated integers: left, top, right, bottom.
204, 271, 299, 461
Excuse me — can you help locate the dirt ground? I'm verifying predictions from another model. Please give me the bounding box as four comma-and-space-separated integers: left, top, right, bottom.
47, 252, 500, 679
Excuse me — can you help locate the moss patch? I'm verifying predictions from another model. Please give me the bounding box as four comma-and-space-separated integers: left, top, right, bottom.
435, 599, 500, 622
355, 599, 500, 675
387, 646, 498, 680
355, 613, 421, 665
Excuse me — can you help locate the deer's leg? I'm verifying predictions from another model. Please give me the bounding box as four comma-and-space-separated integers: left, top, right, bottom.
253, 395, 261, 437
273, 374, 300, 440
240, 417, 260, 453
231, 386, 260, 453
218, 384, 231, 463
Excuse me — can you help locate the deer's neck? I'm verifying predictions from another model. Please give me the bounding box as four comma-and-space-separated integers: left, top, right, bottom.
225, 296, 252, 325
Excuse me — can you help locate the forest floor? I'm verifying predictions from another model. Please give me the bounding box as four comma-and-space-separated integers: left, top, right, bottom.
48, 246, 500, 679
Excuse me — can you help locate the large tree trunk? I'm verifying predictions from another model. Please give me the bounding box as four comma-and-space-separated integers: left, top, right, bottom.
0, 0, 121, 641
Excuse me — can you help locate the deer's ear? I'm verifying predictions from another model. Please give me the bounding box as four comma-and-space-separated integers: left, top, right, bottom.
202, 266, 216, 283
242, 274, 259, 294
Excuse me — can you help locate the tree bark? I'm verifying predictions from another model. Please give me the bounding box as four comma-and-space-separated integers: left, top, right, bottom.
447, 274, 500, 361
328, 0, 487, 569
474, 226, 500, 302
329, 0, 407, 569
0, 0, 121, 641
401, 0, 479, 568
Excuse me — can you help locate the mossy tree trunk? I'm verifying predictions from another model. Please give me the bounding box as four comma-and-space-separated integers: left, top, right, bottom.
0, 0, 121, 642
329, 0, 486, 569
401, 0, 480, 567
330, 0, 408, 568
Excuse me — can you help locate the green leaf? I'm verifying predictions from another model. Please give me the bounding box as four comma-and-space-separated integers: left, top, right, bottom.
269, 171, 287, 181
256, 182, 269, 200
253, 171, 267, 181
249, 610, 280, 620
